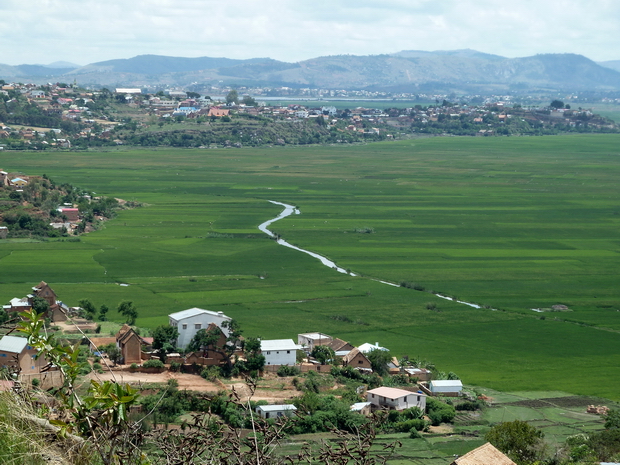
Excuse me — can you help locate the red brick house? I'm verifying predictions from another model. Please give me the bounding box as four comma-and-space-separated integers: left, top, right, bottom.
116, 325, 146, 365
342, 348, 372, 370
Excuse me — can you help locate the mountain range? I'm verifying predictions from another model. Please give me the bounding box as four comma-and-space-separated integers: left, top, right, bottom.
2, 50, 620, 93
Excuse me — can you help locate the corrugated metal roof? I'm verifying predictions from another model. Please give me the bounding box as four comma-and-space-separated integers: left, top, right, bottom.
367, 387, 422, 399
260, 339, 300, 351
256, 404, 296, 412
169, 307, 230, 322
0, 335, 28, 354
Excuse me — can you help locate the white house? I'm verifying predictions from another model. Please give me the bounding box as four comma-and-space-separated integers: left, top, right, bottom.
357, 342, 389, 354
261, 339, 300, 366
255, 404, 297, 419
366, 387, 427, 411
169, 308, 232, 349
297, 332, 332, 352
429, 379, 463, 396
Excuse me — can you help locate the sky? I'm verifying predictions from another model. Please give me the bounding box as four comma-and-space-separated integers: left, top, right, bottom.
1, 0, 619, 66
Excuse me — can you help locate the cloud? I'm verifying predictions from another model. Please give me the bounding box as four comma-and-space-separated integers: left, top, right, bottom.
0, 0, 618, 65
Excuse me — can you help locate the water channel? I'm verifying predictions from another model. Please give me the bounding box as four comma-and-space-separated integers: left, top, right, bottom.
258, 200, 487, 309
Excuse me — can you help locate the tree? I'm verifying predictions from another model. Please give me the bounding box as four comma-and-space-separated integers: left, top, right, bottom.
152, 325, 179, 361
550, 100, 565, 109
30, 296, 49, 315
311, 345, 335, 365
604, 408, 620, 429
241, 95, 257, 106
98, 304, 109, 321
79, 299, 97, 320
117, 300, 138, 325
244, 337, 265, 372
485, 420, 545, 465
366, 348, 391, 377
225, 90, 239, 105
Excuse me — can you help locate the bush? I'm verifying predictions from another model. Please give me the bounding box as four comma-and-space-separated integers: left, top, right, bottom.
143, 359, 164, 369
130, 363, 138, 369
169, 361, 182, 372
409, 428, 423, 439
277, 365, 301, 377
394, 419, 428, 433
426, 397, 456, 426
200, 366, 221, 381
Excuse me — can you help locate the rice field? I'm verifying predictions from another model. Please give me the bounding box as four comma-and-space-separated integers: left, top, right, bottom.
1, 134, 620, 398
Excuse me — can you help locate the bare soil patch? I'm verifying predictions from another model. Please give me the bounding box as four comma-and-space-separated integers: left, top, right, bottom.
87, 371, 221, 392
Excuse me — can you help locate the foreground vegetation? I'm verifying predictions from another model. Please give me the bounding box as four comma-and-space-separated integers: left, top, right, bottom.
0, 135, 620, 400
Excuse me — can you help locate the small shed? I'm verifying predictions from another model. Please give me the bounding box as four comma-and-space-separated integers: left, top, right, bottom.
350, 402, 372, 416
429, 379, 463, 397
255, 404, 297, 419
0, 226, 7, 239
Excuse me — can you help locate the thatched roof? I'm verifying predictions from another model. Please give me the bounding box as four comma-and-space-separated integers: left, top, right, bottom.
451, 442, 516, 465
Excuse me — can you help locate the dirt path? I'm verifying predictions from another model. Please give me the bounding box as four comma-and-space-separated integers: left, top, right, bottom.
87, 371, 221, 392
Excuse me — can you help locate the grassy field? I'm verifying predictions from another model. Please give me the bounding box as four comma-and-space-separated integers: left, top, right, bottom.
1, 134, 620, 398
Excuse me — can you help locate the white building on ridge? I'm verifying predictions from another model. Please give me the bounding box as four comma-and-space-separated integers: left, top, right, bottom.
261, 339, 300, 366
169, 308, 232, 349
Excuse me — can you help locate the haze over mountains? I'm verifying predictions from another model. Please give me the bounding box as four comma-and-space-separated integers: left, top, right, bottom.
2, 50, 620, 93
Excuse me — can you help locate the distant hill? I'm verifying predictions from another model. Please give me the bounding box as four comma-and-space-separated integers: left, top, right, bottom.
599, 60, 620, 73
2, 51, 620, 92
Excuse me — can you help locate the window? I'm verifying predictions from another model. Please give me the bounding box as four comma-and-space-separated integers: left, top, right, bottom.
195, 324, 201, 329
182, 324, 187, 330
287, 350, 290, 354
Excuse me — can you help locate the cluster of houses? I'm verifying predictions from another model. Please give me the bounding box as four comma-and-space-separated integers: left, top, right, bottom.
1, 283, 463, 417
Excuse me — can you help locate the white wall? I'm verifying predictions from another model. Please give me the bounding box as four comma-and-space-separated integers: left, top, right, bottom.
170, 312, 231, 349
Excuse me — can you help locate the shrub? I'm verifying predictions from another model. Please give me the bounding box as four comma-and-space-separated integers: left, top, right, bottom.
277, 365, 301, 377
30, 378, 40, 388
130, 363, 138, 369
143, 359, 164, 369
426, 397, 456, 426
200, 366, 221, 381
409, 428, 423, 439
394, 419, 428, 433
169, 361, 182, 372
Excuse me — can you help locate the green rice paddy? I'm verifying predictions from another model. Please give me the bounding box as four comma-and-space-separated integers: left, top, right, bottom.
1, 134, 620, 398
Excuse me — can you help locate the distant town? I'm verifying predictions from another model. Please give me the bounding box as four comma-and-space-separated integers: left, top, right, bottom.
0, 80, 618, 150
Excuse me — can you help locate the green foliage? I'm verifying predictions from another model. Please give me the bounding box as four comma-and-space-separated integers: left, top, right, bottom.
143, 359, 164, 368
152, 324, 179, 361
366, 348, 392, 377
226, 90, 239, 105
117, 300, 138, 325
604, 408, 620, 429
78, 299, 96, 320
200, 366, 222, 381
426, 397, 456, 426
98, 304, 109, 321
30, 296, 49, 315
311, 345, 335, 365
277, 365, 301, 377
485, 420, 545, 465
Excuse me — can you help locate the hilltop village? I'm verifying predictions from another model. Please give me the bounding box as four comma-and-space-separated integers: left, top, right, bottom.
0, 171, 127, 239
0, 81, 618, 150
1, 281, 618, 464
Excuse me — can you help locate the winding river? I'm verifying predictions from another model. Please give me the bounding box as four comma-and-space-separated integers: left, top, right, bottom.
258, 201, 356, 276
258, 201, 486, 309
